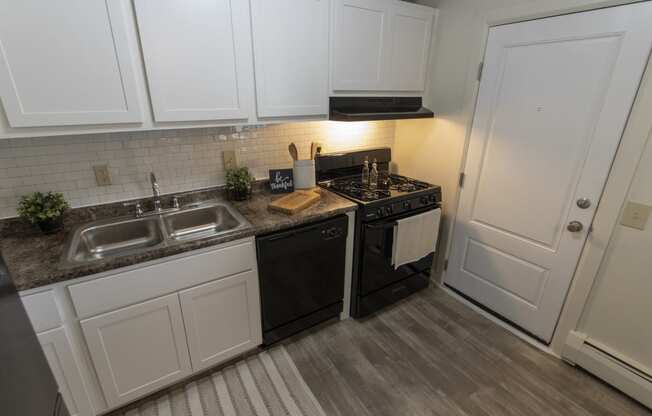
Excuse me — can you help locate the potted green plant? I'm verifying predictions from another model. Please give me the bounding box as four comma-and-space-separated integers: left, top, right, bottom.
226, 167, 254, 201
17, 191, 70, 234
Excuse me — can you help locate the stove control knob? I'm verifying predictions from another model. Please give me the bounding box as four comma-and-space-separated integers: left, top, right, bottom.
377, 209, 384, 217
403, 201, 412, 210
420, 196, 429, 205
429, 194, 437, 203
386, 206, 393, 215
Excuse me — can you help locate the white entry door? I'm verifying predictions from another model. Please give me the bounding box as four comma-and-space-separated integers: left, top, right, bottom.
446, 3, 652, 342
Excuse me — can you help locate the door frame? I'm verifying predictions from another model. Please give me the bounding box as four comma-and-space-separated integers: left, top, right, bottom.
440, 0, 652, 355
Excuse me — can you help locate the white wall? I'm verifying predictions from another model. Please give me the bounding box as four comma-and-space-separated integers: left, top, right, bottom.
577, 129, 652, 372
393, 0, 539, 275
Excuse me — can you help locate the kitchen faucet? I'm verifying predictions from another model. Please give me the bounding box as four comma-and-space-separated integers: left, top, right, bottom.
150, 172, 162, 212
124, 172, 180, 217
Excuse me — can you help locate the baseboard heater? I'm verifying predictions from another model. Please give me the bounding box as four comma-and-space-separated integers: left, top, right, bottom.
563, 331, 652, 408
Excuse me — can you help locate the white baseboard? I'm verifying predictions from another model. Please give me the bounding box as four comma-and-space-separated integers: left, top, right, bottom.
563, 330, 652, 409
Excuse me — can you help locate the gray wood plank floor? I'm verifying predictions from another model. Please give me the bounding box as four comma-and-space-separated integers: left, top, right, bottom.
284, 286, 651, 416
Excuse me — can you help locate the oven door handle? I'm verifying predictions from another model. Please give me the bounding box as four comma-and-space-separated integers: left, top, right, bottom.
366, 221, 397, 230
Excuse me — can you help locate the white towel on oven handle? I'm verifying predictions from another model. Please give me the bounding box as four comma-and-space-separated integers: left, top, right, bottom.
391, 208, 441, 269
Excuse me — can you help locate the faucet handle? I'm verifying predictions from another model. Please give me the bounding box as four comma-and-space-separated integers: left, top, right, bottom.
123, 201, 143, 217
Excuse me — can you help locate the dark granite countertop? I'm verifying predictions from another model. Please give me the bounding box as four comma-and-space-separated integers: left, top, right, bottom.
0, 184, 357, 291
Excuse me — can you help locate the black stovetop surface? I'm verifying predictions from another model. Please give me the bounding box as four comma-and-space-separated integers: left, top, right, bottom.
320, 173, 438, 204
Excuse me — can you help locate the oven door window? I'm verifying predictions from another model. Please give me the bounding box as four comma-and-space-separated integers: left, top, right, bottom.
360, 218, 433, 295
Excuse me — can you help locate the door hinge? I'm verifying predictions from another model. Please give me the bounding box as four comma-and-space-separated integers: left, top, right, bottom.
443, 259, 449, 271
477, 61, 484, 82
459, 172, 465, 188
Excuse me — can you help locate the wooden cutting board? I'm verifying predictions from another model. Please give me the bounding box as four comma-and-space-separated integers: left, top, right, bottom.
268, 189, 321, 214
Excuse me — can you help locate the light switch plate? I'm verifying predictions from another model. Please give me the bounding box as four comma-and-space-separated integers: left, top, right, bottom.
223, 150, 237, 170
93, 165, 112, 186
621, 201, 651, 230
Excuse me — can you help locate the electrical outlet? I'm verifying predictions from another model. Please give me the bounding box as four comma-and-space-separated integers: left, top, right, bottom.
621, 201, 652, 230
93, 164, 112, 186
223, 150, 238, 170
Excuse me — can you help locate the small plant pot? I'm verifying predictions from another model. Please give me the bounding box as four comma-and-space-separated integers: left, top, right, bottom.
228, 187, 251, 201
37, 216, 64, 234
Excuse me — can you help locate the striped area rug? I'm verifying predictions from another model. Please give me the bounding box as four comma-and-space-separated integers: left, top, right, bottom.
122, 346, 326, 416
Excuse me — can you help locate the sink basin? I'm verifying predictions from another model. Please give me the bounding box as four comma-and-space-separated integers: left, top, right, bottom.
162, 203, 248, 241
63, 200, 250, 265
67, 216, 165, 263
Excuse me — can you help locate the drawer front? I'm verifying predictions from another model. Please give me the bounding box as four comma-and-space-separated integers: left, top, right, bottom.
21, 290, 62, 333
69, 239, 256, 319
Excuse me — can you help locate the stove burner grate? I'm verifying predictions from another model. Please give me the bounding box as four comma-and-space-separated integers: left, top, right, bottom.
326, 174, 431, 202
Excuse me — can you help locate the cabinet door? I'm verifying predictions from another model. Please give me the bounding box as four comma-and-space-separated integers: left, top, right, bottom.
38, 328, 94, 416
389, 2, 435, 91
179, 271, 262, 371
81, 293, 191, 407
251, 0, 329, 118
134, 0, 254, 122
331, 0, 392, 91
0, 0, 141, 127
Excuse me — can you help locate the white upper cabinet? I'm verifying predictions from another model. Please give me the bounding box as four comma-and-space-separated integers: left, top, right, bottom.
331, 0, 392, 91
0, 0, 142, 127
389, 1, 435, 91
134, 0, 255, 122
250, 0, 329, 118
331, 0, 435, 92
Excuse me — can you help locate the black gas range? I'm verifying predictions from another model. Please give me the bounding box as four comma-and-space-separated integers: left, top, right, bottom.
316, 148, 442, 318
321, 172, 440, 221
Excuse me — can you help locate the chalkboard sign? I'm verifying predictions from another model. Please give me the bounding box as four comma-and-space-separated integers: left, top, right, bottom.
269, 169, 294, 193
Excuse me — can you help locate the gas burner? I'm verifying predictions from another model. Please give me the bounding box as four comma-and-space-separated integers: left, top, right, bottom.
326, 178, 391, 201
387, 174, 430, 193
347, 188, 391, 202
325, 173, 433, 202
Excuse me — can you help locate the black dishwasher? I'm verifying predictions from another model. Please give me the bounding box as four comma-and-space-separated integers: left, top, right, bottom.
257, 215, 348, 345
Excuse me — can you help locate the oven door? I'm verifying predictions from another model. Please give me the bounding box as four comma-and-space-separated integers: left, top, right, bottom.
359, 209, 435, 295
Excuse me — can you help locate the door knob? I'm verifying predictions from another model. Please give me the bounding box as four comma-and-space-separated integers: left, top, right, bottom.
567, 221, 584, 232
576, 198, 591, 209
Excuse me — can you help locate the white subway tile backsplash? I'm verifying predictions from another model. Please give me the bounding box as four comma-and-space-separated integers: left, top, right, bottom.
0, 121, 395, 218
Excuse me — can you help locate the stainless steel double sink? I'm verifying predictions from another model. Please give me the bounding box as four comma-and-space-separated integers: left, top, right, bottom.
64, 201, 251, 265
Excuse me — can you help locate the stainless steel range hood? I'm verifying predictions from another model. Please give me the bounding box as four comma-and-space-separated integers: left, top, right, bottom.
329, 97, 434, 121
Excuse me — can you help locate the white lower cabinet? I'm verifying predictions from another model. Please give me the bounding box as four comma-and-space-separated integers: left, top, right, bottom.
81, 293, 192, 408
179, 270, 262, 371
21, 238, 261, 414
38, 327, 94, 416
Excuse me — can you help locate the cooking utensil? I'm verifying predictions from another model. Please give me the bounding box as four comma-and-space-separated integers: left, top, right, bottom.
310, 142, 317, 160
288, 143, 299, 161
310, 142, 323, 159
